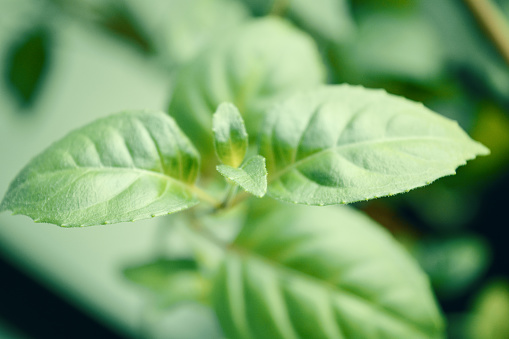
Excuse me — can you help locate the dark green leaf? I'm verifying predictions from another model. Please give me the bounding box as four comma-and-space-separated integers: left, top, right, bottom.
5, 27, 52, 108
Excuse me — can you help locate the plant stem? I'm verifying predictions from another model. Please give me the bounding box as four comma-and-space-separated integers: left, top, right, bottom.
220, 184, 239, 209
186, 210, 227, 250
228, 190, 251, 209
463, 0, 509, 65
190, 186, 222, 209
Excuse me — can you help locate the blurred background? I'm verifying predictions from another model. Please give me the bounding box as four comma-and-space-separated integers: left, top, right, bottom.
0, 0, 508, 338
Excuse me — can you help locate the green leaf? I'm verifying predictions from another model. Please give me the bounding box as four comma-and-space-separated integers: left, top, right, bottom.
259, 85, 489, 206
469, 280, 509, 339
213, 102, 248, 167
123, 257, 209, 308
168, 17, 325, 162
5, 26, 52, 108
286, 0, 355, 44
213, 203, 445, 339
342, 11, 445, 84
217, 155, 267, 197
155, 0, 248, 67
238, 0, 355, 44
0, 110, 201, 227
416, 236, 491, 299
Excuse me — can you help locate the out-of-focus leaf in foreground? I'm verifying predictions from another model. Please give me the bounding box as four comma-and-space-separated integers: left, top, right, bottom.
213, 203, 445, 338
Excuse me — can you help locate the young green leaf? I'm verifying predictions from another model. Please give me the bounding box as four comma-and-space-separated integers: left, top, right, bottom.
213, 203, 445, 339
259, 85, 490, 206
217, 155, 267, 198
123, 257, 209, 308
213, 102, 248, 168
0, 111, 202, 227
168, 17, 325, 162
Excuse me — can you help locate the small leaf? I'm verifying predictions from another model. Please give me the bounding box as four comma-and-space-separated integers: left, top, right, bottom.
5, 26, 52, 108
217, 155, 267, 197
213, 102, 248, 167
123, 257, 209, 308
0, 111, 201, 226
259, 85, 489, 206
168, 17, 325, 163
213, 203, 445, 338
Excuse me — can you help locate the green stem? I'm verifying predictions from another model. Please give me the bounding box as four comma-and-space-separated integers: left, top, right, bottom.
463, 0, 509, 66
228, 190, 251, 209
186, 210, 227, 250
220, 183, 239, 209
190, 185, 222, 209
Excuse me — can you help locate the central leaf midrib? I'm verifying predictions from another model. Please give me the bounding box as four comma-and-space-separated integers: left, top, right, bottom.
269, 135, 460, 182
32, 166, 194, 191
229, 244, 439, 336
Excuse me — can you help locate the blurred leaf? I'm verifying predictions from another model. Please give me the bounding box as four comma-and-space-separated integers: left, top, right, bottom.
259, 85, 489, 206
0, 111, 200, 227
286, 0, 355, 44
404, 185, 481, 230
124, 258, 210, 308
213, 102, 248, 168
240, 0, 273, 16
168, 17, 324, 165
155, 0, 249, 67
466, 103, 509, 177
4, 26, 52, 108
217, 155, 267, 197
97, 0, 154, 54
415, 236, 491, 299
419, 0, 509, 104
468, 279, 509, 339
46, 0, 154, 53
339, 10, 445, 85
351, 0, 416, 9
213, 203, 445, 338
238, 0, 355, 44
